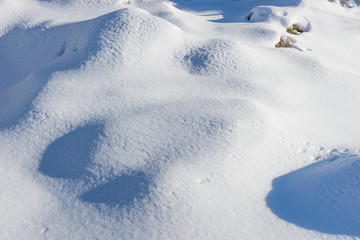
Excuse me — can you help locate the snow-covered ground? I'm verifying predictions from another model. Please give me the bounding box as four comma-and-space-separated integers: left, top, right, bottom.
1, 0, 360, 239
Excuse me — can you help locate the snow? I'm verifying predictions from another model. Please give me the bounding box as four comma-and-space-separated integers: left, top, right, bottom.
1, 0, 360, 239
267, 152, 360, 236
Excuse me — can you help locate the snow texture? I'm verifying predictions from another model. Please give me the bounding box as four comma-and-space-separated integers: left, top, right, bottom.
1, 0, 360, 239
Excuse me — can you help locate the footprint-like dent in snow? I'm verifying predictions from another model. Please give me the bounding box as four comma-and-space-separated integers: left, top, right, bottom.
38, 124, 104, 179
180, 40, 244, 75
56, 41, 66, 57
183, 47, 209, 74
81, 171, 150, 207
267, 152, 360, 237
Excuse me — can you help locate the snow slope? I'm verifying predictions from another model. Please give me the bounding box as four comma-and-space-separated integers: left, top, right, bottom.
267, 152, 360, 236
1, 0, 360, 239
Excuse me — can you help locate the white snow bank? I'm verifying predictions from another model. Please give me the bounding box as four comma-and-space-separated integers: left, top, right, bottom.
1, 0, 360, 239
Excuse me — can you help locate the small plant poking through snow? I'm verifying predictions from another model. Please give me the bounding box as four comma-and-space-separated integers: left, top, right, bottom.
340, 0, 356, 8
328, 0, 357, 8
286, 24, 304, 35
275, 36, 294, 48
247, 11, 253, 21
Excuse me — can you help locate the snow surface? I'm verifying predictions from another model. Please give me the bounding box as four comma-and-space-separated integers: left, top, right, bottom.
1, 0, 360, 239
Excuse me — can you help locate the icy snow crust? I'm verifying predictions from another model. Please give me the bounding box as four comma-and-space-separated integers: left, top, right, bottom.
1, 0, 360, 239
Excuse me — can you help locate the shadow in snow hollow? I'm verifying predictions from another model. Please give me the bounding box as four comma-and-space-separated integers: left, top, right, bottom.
81, 171, 150, 207
38, 124, 104, 179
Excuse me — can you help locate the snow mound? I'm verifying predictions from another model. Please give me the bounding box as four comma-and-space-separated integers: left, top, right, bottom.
2, 0, 360, 239
180, 39, 252, 76
267, 152, 360, 237
0, 11, 111, 128
247, 6, 288, 22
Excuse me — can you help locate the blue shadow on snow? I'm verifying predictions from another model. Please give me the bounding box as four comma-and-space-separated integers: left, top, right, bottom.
81, 172, 150, 207
266, 153, 360, 237
171, 0, 301, 23
38, 124, 104, 179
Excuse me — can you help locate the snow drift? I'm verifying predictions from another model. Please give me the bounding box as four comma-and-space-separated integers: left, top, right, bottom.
268, 152, 360, 236
1, 0, 360, 239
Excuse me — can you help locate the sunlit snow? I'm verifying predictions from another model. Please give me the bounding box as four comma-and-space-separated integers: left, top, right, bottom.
1, 0, 360, 239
